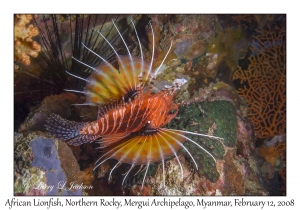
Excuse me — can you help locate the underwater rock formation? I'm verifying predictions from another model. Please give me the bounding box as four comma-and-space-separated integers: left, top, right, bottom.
18, 92, 84, 132
14, 132, 88, 195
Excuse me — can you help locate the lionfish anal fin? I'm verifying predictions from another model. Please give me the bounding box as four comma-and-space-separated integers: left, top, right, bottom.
98, 129, 186, 165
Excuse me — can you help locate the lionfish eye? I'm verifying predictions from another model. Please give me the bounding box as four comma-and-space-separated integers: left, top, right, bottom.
168, 109, 176, 115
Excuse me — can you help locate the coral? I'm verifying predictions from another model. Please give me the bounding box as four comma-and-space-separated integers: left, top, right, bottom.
129, 185, 152, 196
208, 26, 249, 75
174, 39, 193, 58
258, 135, 286, 195
131, 146, 268, 195
222, 149, 247, 195
146, 15, 217, 89
232, 26, 286, 139
82, 164, 95, 186
14, 132, 86, 195
231, 15, 275, 31
14, 133, 48, 195
232, 14, 255, 25
57, 140, 86, 187
258, 142, 286, 169
14, 14, 41, 65
278, 166, 286, 195
166, 100, 237, 182
260, 162, 275, 180
185, 81, 244, 109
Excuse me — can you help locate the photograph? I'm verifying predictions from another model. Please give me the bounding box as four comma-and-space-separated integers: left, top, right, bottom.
13, 14, 286, 198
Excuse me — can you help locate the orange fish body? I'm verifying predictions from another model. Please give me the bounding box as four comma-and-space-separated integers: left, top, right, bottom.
80, 92, 178, 136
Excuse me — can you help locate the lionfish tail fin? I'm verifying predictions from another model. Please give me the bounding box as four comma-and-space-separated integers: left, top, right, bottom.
45, 114, 91, 145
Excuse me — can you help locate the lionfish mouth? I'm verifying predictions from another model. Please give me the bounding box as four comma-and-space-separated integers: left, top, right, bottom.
46, 16, 224, 188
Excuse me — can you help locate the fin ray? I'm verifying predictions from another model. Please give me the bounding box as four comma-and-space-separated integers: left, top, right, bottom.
45, 114, 100, 146
97, 129, 186, 166
45, 114, 85, 141
100, 132, 132, 148
67, 134, 101, 146
84, 56, 150, 106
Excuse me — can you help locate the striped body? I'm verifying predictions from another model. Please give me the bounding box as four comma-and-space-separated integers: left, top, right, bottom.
80, 92, 178, 136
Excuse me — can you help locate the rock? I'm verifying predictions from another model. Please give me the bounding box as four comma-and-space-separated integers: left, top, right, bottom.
14, 132, 87, 195
18, 92, 82, 132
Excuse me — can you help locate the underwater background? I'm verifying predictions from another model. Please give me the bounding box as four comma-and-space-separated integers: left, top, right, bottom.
14, 14, 286, 195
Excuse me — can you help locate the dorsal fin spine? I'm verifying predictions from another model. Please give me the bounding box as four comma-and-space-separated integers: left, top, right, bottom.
148, 21, 155, 82
97, 30, 136, 92
130, 18, 145, 95
112, 20, 132, 63
112, 19, 138, 90
65, 70, 89, 82
80, 42, 127, 97
72, 56, 97, 72
64, 89, 86, 95
81, 42, 113, 68
153, 40, 173, 76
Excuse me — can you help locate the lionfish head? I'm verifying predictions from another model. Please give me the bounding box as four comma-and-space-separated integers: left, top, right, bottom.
157, 77, 188, 126
161, 94, 179, 124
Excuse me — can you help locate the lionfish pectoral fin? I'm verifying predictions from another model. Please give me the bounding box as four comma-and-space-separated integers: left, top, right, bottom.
99, 129, 185, 165
99, 132, 132, 148
84, 56, 151, 108
94, 129, 187, 186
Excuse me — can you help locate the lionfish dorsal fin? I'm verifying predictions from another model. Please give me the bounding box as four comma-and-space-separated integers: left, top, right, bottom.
84, 55, 151, 107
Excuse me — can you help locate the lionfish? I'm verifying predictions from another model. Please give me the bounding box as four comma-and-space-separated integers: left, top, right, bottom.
46, 19, 222, 187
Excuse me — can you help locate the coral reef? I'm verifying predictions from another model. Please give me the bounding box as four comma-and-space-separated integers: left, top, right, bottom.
258, 135, 286, 195
167, 100, 237, 182
133, 144, 268, 196
18, 92, 83, 132
14, 14, 41, 65
146, 15, 251, 101
14, 132, 88, 195
208, 26, 249, 76
259, 141, 286, 168
147, 15, 218, 89
231, 14, 275, 30
232, 26, 286, 139
232, 23, 286, 195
